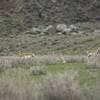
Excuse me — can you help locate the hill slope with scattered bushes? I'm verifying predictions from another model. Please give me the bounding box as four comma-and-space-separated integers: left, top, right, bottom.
0, 0, 100, 35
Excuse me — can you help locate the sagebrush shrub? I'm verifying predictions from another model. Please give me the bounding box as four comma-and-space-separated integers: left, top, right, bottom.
38, 72, 90, 100
0, 79, 35, 100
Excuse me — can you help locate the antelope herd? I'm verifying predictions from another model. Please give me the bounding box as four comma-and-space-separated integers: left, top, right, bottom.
0, 48, 100, 67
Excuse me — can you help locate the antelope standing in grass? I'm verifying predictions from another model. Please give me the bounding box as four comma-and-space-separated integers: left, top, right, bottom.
50, 52, 66, 63
87, 47, 100, 68
15, 52, 36, 62
58, 53, 66, 63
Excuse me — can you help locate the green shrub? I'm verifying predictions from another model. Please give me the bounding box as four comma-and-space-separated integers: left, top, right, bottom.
30, 66, 46, 75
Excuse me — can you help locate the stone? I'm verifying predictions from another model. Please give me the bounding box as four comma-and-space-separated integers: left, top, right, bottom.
56, 24, 67, 32
30, 27, 41, 34
63, 28, 72, 34
57, 32, 62, 35
69, 24, 78, 32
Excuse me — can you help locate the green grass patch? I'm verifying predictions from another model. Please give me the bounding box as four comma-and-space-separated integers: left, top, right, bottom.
0, 62, 100, 86
46, 63, 100, 86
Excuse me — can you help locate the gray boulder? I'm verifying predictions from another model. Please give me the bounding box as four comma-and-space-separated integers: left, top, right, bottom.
57, 32, 63, 35
56, 24, 67, 32
56, 24, 74, 34
63, 28, 72, 34
30, 27, 41, 34
69, 24, 79, 32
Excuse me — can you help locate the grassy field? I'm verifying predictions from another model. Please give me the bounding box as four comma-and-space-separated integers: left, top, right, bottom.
0, 21, 100, 99
0, 55, 100, 100
0, 61, 100, 87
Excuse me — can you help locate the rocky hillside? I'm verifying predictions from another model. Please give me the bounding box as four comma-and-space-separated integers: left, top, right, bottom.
0, 0, 100, 36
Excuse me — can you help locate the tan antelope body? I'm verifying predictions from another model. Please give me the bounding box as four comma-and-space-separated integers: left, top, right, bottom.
58, 53, 66, 63
49, 52, 66, 63
87, 47, 100, 67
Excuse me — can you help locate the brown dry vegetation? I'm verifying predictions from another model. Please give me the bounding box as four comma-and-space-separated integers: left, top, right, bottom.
0, 72, 94, 100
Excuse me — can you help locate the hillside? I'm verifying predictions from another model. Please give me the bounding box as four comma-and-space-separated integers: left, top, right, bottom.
0, 1, 100, 99
0, 21, 100, 55
0, 0, 100, 55
0, 0, 100, 36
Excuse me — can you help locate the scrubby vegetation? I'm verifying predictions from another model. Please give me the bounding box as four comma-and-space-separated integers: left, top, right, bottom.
0, 30, 100, 55
0, 0, 100, 36
0, 55, 100, 100
0, 0, 100, 100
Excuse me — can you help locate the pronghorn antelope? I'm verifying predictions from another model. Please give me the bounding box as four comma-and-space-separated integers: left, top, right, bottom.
86, 47, 100, 67
58, 53, 66, 63
49, 52, 66, 63
15, 52, 37, 63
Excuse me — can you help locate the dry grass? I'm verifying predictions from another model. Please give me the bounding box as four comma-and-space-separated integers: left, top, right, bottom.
0, 56, 33, 66
64, 55, 86, 63
0, 56, 34, 74
38, 72, 91, 100
0, 70, 98, 100
0, 79, 35, 100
